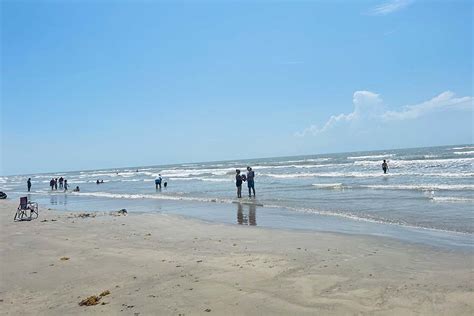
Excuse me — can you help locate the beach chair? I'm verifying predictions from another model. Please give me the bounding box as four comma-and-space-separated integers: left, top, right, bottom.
14, 197, 39, 221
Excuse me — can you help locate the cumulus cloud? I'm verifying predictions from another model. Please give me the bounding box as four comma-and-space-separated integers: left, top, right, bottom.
368, 0, 413, 16
382, 91, 473, 120
296, 91, 473, 137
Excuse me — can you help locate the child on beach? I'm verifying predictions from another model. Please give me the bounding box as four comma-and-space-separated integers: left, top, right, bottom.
235, 169, 243, 198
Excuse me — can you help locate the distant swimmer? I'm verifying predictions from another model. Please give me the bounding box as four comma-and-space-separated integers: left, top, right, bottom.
155, 174, 162, 189
27, 178, 32, 192
382, 160, 389, 174
164, 182, 168, 188
73, 186, 80, 192
246, 166, 256, 197
96, 179, 100, 184
235, 169, 243, 198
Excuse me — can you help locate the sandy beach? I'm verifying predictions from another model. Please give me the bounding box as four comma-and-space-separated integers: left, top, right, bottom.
0, 200, 473, 315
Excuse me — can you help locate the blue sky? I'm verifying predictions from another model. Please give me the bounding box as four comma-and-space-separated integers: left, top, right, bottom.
1, 0, 472, 175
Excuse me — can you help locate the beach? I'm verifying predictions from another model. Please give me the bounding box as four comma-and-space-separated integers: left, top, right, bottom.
1, 200, 473, 315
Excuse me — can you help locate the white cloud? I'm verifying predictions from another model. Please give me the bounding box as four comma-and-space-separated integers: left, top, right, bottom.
296, 91, 473, 137
295, 91, 383, 136
368, 0, 413, 16
382, 91, 473, 120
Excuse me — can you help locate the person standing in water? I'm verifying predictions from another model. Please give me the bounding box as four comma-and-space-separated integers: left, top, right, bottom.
235, 169, 243, 198
50, 178, 55, 191
382, 160, 389, 174
59, 177, 64, 189
27, 178, 32, 192
155, 174, 162, 189
64, 179, 69, 191
246, 166, 256, 197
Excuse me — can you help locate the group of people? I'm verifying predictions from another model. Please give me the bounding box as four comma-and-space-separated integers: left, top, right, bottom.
49, 177, 69, 191
235, 166, 256, 198
27, 177, 80, 192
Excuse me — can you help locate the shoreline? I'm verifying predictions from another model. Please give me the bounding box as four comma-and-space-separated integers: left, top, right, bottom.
20, 193, 474, 252
1, 200, 473, 315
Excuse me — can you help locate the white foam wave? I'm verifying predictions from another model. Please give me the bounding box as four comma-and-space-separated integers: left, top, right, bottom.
451, 146, 474, 150
168, 177, 231, 182
70, 191, 234, 204
430, 196, 474, 203
158, 167, 234, 178
347, 154, 394, 160
285, 158, 331, 163
311, 183, 343, 189
361, 184, 474, 191
454, 151, 474, 155
264, 172, 392, 179
353, 157, 474, 168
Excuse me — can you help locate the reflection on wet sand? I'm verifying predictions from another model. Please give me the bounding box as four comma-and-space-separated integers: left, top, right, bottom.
237, 203, 257, 226
50, 194, 57, 205
49, 193, 68, 206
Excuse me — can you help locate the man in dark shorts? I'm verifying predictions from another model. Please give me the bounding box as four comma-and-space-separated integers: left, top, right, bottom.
382, 160, 389, 174
246, 166, 256, 197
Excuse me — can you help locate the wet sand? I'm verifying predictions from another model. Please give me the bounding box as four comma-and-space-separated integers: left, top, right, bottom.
0, 200, 473, 315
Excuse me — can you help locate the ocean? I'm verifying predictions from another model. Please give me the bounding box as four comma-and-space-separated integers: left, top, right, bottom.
2, 144, 473, 250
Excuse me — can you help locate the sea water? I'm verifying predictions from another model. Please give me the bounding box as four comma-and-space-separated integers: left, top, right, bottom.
2, 144, 473, 250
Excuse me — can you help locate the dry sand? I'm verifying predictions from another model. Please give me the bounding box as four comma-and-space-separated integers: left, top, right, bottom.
0, 200, 473, 315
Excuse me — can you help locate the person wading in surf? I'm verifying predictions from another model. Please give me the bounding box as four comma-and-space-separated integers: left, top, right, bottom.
246, 166, 256, 197
382, 160, 389, 174
235, 169, 243, 198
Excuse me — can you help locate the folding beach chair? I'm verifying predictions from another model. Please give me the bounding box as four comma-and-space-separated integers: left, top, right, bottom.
14, 196, 39, 221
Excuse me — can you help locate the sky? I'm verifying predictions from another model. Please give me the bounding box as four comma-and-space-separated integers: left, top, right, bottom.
1, 0, 472, 175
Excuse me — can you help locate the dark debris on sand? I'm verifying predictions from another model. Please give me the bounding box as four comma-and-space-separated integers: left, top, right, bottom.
78, 290, 111, 306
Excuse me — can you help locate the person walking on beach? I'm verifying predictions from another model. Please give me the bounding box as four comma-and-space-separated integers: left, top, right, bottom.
235, 169, 243, 198
64, 179, 69, 191
59, 177, 64, 189
27, 178, 32, 192
246, 166, 256, 197
382, 160, 389, 174
49, 178, 55, 191
155, 174, 162, 189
